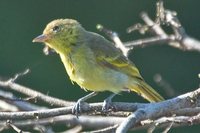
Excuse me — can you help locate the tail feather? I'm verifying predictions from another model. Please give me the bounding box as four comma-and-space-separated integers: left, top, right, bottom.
128, 78, 164, 102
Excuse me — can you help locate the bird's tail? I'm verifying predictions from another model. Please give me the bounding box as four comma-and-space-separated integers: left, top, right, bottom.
128, 78, 164, 102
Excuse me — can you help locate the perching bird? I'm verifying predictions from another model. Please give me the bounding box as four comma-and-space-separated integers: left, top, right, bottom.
33, 19, 164, 116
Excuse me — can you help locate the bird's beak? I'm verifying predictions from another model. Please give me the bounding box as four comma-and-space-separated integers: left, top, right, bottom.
32, 34, 50, 43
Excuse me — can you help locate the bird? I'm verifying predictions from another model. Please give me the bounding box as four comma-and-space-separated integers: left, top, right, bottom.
33, 19, 164, 116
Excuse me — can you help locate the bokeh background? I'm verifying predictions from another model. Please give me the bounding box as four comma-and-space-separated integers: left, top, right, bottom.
0, 0, 200, 132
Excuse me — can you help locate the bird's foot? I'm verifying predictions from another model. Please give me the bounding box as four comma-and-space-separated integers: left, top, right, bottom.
72, 99, 83, 118
102, 94, 116, 113
72, 92, 98, 118
102, 99, 112, 112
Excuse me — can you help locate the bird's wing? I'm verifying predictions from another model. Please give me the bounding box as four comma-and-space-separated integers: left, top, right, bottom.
86, 32, 143, 79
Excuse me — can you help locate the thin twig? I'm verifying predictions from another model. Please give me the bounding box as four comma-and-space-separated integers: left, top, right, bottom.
0, 90, 47, 111
7, 120, 31, 133
0, 78, 74, 107
10, 69, 30, 82
97, 24, 130, 56
124, 36, 174, 48
126, 1, 200, 52
0, 115, 124, 130
162, 121, 174, 133
83, 124, 118, 133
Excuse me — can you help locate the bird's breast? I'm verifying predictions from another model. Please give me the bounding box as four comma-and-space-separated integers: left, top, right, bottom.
60, 46, 128, 93
59, 46, 96, 84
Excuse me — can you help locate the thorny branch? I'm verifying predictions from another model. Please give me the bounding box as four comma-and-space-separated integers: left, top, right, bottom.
0, 0, 200, 133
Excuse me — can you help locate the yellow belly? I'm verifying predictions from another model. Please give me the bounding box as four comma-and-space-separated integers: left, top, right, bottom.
60, 52, 128, 93
77, 66, 128, 93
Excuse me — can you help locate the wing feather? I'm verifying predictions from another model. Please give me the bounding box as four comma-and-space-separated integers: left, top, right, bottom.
86, 32, 143, 79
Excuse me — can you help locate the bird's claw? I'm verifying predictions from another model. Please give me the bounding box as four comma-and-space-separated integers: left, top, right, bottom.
72, 92, 98, 117
72, 100, 82, 117
102, 98, 113, 113
102, 94, 116, 113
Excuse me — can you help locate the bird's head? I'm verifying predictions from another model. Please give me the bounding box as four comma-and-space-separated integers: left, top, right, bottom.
33, 19, 83, 52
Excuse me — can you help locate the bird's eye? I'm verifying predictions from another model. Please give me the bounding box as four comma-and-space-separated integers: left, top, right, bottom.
52, 26, 60, 32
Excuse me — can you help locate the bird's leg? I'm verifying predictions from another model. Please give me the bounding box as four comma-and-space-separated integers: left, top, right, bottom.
102, 93, 116, 112
72, 92, 98, 117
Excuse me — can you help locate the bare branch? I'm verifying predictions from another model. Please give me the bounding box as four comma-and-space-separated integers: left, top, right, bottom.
0, 87, 199, 131
0, 90, 47, 111
125, 1, 200, 52
176, 107, 200, 116
0, 115, 123, 130
0, 111, 199, 132
162, 121, 174, 133
0, 101, 143, 120
62, 125, 82, 133
97, 24, 130, 56
7, 120, 31, 133
84, 125, 118, 133
124, 36, 173, 48
116, 109, 145, 133
10, 69, 30, 82
116, 88, 200, 132
142, 113, 200, 132
0, 99, 19, 112
0, 78, 74, 107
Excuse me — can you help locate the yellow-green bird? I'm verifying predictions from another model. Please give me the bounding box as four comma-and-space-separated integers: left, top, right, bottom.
33, 19, 164, 115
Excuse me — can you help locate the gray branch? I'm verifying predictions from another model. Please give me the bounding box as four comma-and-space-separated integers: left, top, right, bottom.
0, 79, 74, 107
0, 1, 199, 132
0, 112, 199, 132
0, 79, 200, 132
0, 89, 47, 111
125, 1, 200, 52
116, 88, 200, 133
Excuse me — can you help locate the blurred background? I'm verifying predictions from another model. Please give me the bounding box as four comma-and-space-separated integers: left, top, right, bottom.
0, 0, 200, 132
